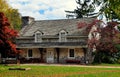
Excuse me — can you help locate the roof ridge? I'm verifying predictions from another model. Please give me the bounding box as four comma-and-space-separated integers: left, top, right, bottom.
34, 18, 89, 22
34, 18, 95, 22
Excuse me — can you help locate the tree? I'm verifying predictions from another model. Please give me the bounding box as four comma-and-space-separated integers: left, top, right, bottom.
0, 12, 20, 58
6, 9, 21, 30
0, 0, 21, 30
69, 0, 120, 64
65, 0, 97, 18
66, 0, 120, 21
93, 0, 120, 21
91, 0, 120, 63
118, 26, 120, 30
78, 19, 120, 63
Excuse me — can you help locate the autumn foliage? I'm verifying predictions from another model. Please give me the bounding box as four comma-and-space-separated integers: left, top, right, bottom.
78, 19, 119, 52
78, 19, 120, 63
0, 12, 20, 57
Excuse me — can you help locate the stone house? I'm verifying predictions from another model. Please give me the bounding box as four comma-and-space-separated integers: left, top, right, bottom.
16, 16, 100, 64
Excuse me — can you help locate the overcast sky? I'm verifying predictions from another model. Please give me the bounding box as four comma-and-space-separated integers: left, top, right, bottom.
7, 0, 77, 20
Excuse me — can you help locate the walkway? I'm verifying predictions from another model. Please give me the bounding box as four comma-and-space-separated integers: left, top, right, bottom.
19, 63, 120, 68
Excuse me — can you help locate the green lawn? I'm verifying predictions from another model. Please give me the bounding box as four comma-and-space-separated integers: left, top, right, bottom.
93, 63, 120, 66
0, 64, 120, 77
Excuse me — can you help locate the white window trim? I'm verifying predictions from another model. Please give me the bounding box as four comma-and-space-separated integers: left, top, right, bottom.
68, 48, 75, 59
35, 31, 42, 42
59, 30, 67, 42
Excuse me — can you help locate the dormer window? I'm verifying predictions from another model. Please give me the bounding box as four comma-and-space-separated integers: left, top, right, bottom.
35, 31, 43, 42
59, 30, 67, 42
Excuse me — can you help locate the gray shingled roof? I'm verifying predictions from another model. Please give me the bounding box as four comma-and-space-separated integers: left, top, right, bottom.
20, 18, 95, 37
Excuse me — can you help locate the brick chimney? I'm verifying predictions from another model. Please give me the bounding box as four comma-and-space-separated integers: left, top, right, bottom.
21, 16, 35, 27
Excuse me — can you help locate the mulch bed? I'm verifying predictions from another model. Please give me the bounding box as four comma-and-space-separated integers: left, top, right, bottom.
9, 67, 31, 70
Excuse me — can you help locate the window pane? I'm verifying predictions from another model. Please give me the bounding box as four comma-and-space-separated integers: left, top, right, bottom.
36, 33, 42, 42
60, 32, 66, 42
69, 49, 74, 57
61, 37, 66, 42
36, 33, 41, 39
61, 33, 65, 36
28, 49, 32, 57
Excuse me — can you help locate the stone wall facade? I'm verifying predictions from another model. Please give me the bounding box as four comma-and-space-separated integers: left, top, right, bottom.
19, 48, 85, 64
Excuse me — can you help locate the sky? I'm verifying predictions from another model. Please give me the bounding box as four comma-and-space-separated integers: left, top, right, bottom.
7, 0, 77, 20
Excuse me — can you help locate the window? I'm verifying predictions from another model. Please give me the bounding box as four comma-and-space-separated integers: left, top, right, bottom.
28, 49, 32, 57
35, 31, 42, 42
61, 32, 66, 42
69, 49, 74, 58
59, 30, 67, 42
36, 33, 42, 42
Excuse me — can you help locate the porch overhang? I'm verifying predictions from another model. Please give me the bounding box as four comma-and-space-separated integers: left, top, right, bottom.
16, 42, 87, 48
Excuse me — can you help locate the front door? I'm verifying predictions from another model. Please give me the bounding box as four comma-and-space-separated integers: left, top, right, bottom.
46, 48, 54, 63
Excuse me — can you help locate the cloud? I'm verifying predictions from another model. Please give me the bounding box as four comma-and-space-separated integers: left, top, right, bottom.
7, 0, 77, 20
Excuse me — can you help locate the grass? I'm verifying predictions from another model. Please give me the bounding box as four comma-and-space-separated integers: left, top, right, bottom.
92, 63, 120, 67
0, 64, 120, 77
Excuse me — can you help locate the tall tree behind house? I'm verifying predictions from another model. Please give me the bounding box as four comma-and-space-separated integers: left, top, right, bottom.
0, 0, 21, 30
65, 0, 120, 21
65, 0, 99, 19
